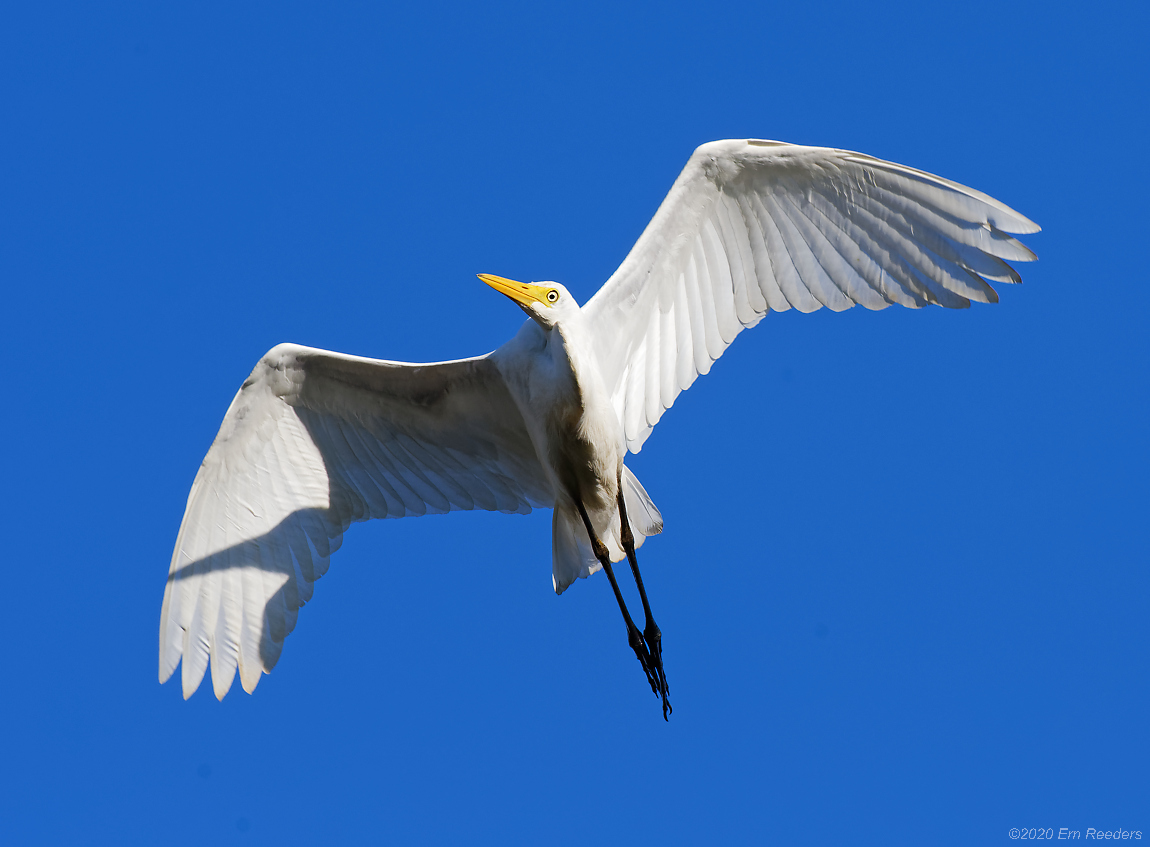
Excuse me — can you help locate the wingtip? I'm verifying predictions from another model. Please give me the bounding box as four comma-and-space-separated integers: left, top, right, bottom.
212, 664, 237, 701
240, 667, 262, 695
1011, 216, 1041, 236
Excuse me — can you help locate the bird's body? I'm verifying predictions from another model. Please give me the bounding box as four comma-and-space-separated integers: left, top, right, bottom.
501, 308, 619, 516
493, 297, 653, 573
160, 139, 1038, 710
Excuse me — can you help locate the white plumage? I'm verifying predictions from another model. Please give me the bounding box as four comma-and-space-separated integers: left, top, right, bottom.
585, 140, 1037, 451
160, 139, 1038, 701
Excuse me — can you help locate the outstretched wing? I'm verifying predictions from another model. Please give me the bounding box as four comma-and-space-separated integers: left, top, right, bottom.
583, 139, 1040, 452
160, 343, 550, 700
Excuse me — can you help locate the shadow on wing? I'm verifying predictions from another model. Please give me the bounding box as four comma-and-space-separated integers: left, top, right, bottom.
165, 503, 352, 673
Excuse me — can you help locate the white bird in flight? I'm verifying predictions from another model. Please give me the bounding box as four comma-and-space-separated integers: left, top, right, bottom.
160, 139, 1038, 717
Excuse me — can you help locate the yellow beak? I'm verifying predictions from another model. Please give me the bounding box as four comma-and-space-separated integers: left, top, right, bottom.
477, 274, 555, 309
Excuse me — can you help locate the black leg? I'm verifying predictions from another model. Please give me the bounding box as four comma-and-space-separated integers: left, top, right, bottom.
617, 484, 671, 720
573, 499, 661, 699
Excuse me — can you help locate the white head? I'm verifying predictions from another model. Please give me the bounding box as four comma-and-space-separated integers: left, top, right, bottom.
477, 274, 581, 330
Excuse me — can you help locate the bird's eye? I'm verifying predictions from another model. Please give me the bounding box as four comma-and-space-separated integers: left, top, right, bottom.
546, 290, 559, 303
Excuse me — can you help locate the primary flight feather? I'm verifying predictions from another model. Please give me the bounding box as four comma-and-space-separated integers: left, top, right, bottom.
160, 139, 1038, 710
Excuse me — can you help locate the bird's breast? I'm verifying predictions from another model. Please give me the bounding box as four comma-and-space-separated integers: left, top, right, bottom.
548, 407, 618, 511
545, 343, 623, 512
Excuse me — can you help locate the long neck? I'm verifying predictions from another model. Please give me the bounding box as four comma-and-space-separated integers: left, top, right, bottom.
554, 311, 601, 398
492, 309, 616, 428
554, 314, 619, 440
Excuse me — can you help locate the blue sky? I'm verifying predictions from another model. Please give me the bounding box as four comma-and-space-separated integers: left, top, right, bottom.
2, 1, 1146, 844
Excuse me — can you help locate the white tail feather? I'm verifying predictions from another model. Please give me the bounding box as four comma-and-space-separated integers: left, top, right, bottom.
622, 465, 663, 538
552, 508, 599, 594
551, 466, 663, 595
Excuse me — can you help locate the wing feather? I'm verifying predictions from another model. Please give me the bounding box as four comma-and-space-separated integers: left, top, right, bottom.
672, 265, 696, 393
713, 194, 760, 322
779, 193, 890, 310
697, 248, 725, 363
700, 217, 742, 343
658, 287, 679, 409
736, 193, 789, 313
751, 192, 823, 312
766, 192, 853, 311
584, 139, 1038, 452
160, 343, 550, 699
643, 302, 662, 428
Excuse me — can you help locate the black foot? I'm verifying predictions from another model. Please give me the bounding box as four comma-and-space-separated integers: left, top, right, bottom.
628, 623, 660, 695
643, 621, 671, 720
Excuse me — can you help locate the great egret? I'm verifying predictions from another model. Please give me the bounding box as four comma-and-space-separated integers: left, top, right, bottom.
160, 139, 1038, 717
